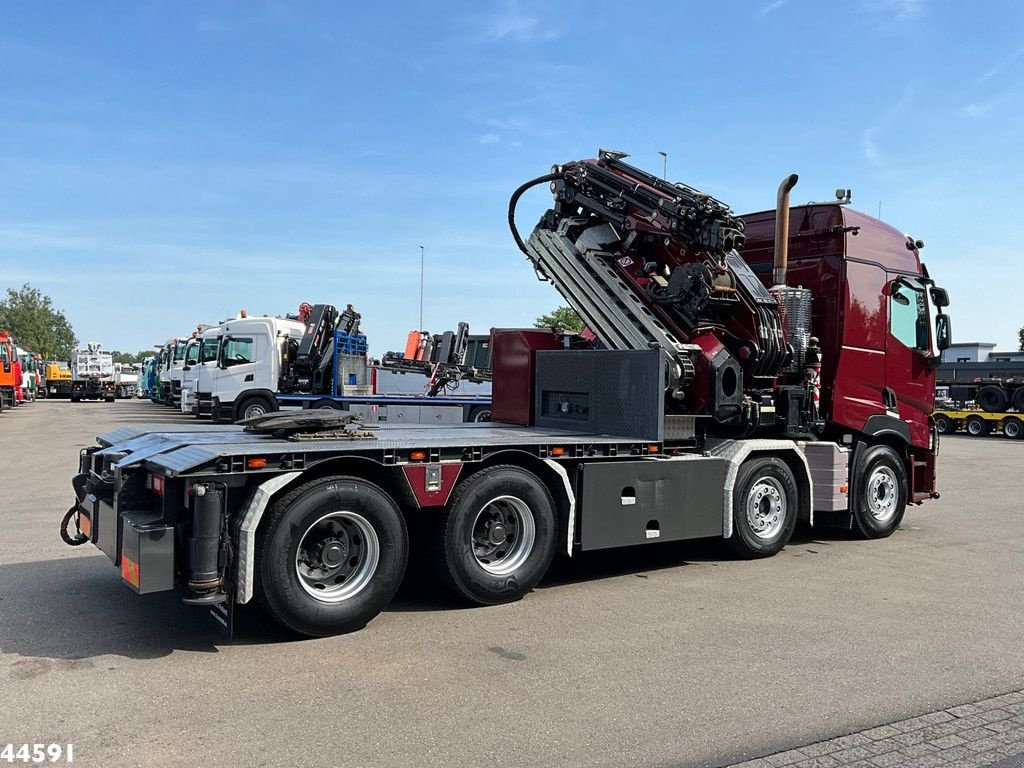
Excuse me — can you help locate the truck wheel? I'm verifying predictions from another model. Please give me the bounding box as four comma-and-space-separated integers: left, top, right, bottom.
236, 395, 275, 422
933, 414, 953, 434
1013, 388, 1024, 413
256, 476, 408, 637
1002, 417, 1023, 439
727, 456, 798, 558
434, 465, 557, 605
312, 399, 342, 410
469, 406, 492, 423
977, 385, 1009, 413
71, 395, 80, 403
965, 415, 990, 437
851, 444, 908, 539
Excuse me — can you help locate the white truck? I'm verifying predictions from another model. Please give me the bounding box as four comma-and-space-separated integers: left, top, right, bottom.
207, 308, 490, 423
70, 344, 116, 402
181, 326, 223, 415
113, 363, 140, 399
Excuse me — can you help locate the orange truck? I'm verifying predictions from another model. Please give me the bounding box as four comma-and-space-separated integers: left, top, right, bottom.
0, 331, 19, 409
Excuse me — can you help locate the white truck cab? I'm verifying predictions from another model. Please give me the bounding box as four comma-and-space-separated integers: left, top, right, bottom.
209, 315, 305, 421
183, 325, 223, 415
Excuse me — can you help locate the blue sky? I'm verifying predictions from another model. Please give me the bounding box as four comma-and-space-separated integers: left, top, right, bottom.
2, 0, 1022, 354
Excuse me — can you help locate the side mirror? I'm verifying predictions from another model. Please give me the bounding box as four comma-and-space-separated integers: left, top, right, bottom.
929, 286, 950, 308
936, 314, 952, 352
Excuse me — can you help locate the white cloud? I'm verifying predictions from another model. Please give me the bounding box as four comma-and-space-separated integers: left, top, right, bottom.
861, 92, 913, 166
978, 45, 1024, 84
867, 0, 925, 22
479, 133, 501, 145
759, 0, 787, 17
474, 1, 559, 43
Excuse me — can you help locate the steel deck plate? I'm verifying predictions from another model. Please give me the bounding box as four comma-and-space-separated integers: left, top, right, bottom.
96, 421, 653, 475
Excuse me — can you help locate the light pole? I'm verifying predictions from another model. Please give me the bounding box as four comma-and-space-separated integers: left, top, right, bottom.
419, 245, 425, 331
658, 151, 668, 180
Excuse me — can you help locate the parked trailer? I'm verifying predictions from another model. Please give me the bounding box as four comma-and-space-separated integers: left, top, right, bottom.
933, 409, 1024, 439
63, 152, 949, 638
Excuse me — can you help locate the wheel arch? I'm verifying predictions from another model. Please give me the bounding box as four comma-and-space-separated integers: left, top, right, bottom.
704, 439, 812, 539
461, 450, 575, 556
232, 389, 279, 421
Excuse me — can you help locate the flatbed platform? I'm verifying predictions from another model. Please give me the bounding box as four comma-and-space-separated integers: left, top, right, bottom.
95, 421, 656, 476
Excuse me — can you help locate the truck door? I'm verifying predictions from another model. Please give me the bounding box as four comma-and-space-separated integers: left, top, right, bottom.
212, 332, 268, 405
884, 277, 932, 446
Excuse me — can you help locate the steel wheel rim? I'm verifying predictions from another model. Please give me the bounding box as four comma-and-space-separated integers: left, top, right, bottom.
745, 477, 786, 539
967, 419, 982, 435
471, 495, 535, 575
866, 466, 899, 522
245, 403, 267, 419
1005, 421, 1021, 438
295, 511, 379, 602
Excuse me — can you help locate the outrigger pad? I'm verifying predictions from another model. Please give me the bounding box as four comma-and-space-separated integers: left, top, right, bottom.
240, 410, 378, 440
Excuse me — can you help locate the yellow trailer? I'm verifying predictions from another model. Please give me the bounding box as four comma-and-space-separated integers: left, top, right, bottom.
933, 409, 1023, 439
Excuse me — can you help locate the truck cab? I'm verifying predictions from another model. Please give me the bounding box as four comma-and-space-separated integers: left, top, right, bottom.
0, 332, 17, 409
209, 315, 306, 421
191, 327, 224, 417
164, 337, 191, 407
739, 203, 949, 501
16, 348, 37, 402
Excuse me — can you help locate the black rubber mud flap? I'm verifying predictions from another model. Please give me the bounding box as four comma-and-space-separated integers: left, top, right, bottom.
207, 597, 234, 639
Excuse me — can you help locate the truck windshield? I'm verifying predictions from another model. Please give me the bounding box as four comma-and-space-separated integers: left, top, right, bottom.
173, 341, 188, 362
890, 281, 929, 352
201, 337, 221, 363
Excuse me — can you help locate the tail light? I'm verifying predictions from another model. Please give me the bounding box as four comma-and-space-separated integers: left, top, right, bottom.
148, 473, 166, 496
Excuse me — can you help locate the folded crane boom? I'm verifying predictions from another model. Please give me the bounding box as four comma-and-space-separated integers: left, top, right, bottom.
510, 149, 793, 429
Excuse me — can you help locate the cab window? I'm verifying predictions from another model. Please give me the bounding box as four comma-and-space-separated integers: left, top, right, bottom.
890, 281, 928, 350
201, 337, 221, 363
222, 337, 254, 367
185, 344, 200, 365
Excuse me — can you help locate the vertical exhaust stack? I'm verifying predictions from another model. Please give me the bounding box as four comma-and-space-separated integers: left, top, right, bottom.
772, 173, 799, 288
769, 173, 812, 374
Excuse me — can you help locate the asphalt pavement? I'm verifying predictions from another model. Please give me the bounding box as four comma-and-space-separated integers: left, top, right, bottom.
0, 400, 1021, 768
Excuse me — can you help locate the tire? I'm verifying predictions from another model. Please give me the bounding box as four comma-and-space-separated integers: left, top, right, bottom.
965, 415, 990, 437
255, 476, 408, 637
727, 456, 798, 558
312, 399, 342, 410
1013, 388, 1024, 413
433, 465, 557, 606
70, 395, 81, 403
977, 385, 1009, 413
469, 406, 492, 423
1002, 417, 1023, 440
236, 395, 275, 422
851, 444, 908, 539
933, 414, 953, 434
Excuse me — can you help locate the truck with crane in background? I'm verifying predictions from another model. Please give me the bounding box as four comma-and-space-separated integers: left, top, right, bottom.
63, 150, 950, 639
70, 344, 116, 402
203, 304, 491, 424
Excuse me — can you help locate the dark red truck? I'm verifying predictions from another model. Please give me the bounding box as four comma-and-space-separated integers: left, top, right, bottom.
64, 151, 950, 637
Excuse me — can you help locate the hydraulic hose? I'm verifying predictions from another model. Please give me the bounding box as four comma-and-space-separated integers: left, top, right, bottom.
60, 505, 88, 546
508, 172, 562, 255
